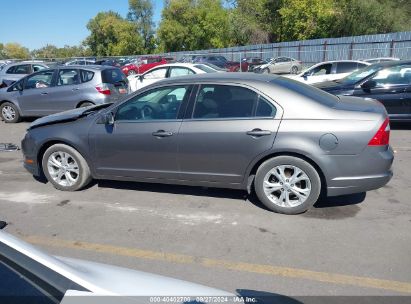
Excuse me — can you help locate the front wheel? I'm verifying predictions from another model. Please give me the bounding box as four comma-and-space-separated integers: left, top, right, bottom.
262, 68, 270, 74
42, 144, 92, 191
1, 102, 21, 123
254, 156, 321, 214
127, 70, 137, 76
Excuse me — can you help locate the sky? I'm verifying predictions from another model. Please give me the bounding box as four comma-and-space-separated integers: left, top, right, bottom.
0, 0, 164, 50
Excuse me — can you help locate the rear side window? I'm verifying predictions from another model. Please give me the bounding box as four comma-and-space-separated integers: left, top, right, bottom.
102, 68, 127, 84
336, 62, 360, 73
80, 70, 94, 83
193, 85, 258, 119
256, 96, 276, 117
7, 64, 31, 74
57, 69, 79, 86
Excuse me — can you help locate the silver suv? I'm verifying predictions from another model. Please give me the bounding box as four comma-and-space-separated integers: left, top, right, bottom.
0, 65, 129, 123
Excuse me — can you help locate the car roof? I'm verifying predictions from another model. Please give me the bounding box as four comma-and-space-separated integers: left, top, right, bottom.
154, 72, 279, 85
369, 59, 411, 68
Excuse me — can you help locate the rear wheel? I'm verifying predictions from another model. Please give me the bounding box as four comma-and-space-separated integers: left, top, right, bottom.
291, 66, 299, 74
78, 101, 93, 108
42, 144, 92, 191
254, 156, 321, 214
1, 102, 21, 123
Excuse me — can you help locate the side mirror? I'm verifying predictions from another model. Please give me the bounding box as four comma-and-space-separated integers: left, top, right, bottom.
303, 71, 310, 79
361, 80, 377, 90
104, 112, 114, 125
15, 82, 23, 91
138, 75, 144, 82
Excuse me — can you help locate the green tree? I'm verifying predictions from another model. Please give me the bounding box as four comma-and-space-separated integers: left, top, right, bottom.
85, 11, 144, 56
2, 43, 30, 59
128, 0, 156, 52
157, 0, 230, 52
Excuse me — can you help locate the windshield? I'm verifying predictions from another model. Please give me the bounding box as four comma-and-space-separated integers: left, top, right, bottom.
338, 64, 381, 85
193, 64, 218, 73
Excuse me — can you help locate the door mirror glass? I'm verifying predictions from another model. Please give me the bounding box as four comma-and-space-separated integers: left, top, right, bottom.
15, 81, 23, 91
361, 80, 377, 90
104, 112, 115, 125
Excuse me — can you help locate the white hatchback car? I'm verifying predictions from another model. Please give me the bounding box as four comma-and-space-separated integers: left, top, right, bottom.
286, 60, 370, 84
128, 63, 219, 92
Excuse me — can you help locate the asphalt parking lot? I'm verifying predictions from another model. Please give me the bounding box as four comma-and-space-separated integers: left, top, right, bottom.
0, 120, 410, 299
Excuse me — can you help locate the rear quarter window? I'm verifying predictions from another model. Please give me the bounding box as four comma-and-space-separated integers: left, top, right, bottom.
102, 68, 127, 84
80, 70, 95, 83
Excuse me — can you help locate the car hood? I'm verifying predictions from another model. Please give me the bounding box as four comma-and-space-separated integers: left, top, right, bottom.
57, 256, 234, 297
28, 104, 110, 129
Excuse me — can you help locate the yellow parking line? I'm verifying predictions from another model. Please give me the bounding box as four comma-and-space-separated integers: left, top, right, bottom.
24, 235, 411, 294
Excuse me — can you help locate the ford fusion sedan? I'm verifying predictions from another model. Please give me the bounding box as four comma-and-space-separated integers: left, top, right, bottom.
0, 230, 235, 303
286, 60, 370, 84
128, 63, 218, 92
254, 57, 302, 74
0, 65, 129, 123
22, 73, 393, 214
314, 60, 411, 122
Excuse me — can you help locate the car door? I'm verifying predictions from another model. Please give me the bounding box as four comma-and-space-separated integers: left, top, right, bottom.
177, 84, 281, 185
16, 70, 56, 116
135, 67, 169, 91
44, 68, 82, 113
90, 84, 193, 180
353, 65, 411, 117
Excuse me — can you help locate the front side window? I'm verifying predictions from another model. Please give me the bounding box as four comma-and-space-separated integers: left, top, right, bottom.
193, 85, 258, 119
169, 67, 194, 77
7, 64, 31, 74
371, 65, 411, 87
116, 85, 190, 121
308, 63, 332, 76
143, 68, 168, 80
24, 70, 54, 89
57, 69, 79, 86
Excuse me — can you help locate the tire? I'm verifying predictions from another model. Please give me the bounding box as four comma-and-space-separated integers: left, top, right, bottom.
254, 156, 321, 214
291, 66, 299, 74
262, 68, 270, 74
42, 144, 92, 191
128, 70, 136, 76
1, 102, 21, 123
78, 102, 94, 108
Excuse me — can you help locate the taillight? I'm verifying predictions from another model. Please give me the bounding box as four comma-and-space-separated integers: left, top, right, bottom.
95, 83, 111, 95
368, 117, 390, 146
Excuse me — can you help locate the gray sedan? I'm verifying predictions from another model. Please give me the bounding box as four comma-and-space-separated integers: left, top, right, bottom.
21, 73, 393, 214
0, 65, 129, 123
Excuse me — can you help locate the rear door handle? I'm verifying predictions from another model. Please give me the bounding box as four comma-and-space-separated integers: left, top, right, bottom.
246, 129, 272, 137
152, 130, 173, 137
72, 88, 80, 91
40, 92, 48, 95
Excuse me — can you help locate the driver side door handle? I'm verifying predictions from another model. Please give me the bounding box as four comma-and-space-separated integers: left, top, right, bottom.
246, 129, 272, 137
152, 130, 173, 137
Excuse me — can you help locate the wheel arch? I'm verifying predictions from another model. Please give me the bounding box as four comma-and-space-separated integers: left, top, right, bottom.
76, 100, 94, 108
246, 151, 327, 196
37, 139, 93, 177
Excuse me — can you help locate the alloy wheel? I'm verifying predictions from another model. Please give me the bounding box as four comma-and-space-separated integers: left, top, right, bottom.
47, 151, 79, 187
263, 165, 311, 208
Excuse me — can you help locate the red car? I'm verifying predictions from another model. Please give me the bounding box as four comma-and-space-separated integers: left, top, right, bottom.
121, 57, 169, 76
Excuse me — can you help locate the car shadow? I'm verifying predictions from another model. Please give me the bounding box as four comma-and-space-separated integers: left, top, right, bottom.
95, 179, 365, 219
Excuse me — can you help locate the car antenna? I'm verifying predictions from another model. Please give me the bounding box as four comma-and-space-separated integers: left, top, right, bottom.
0, 221, 7, 229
